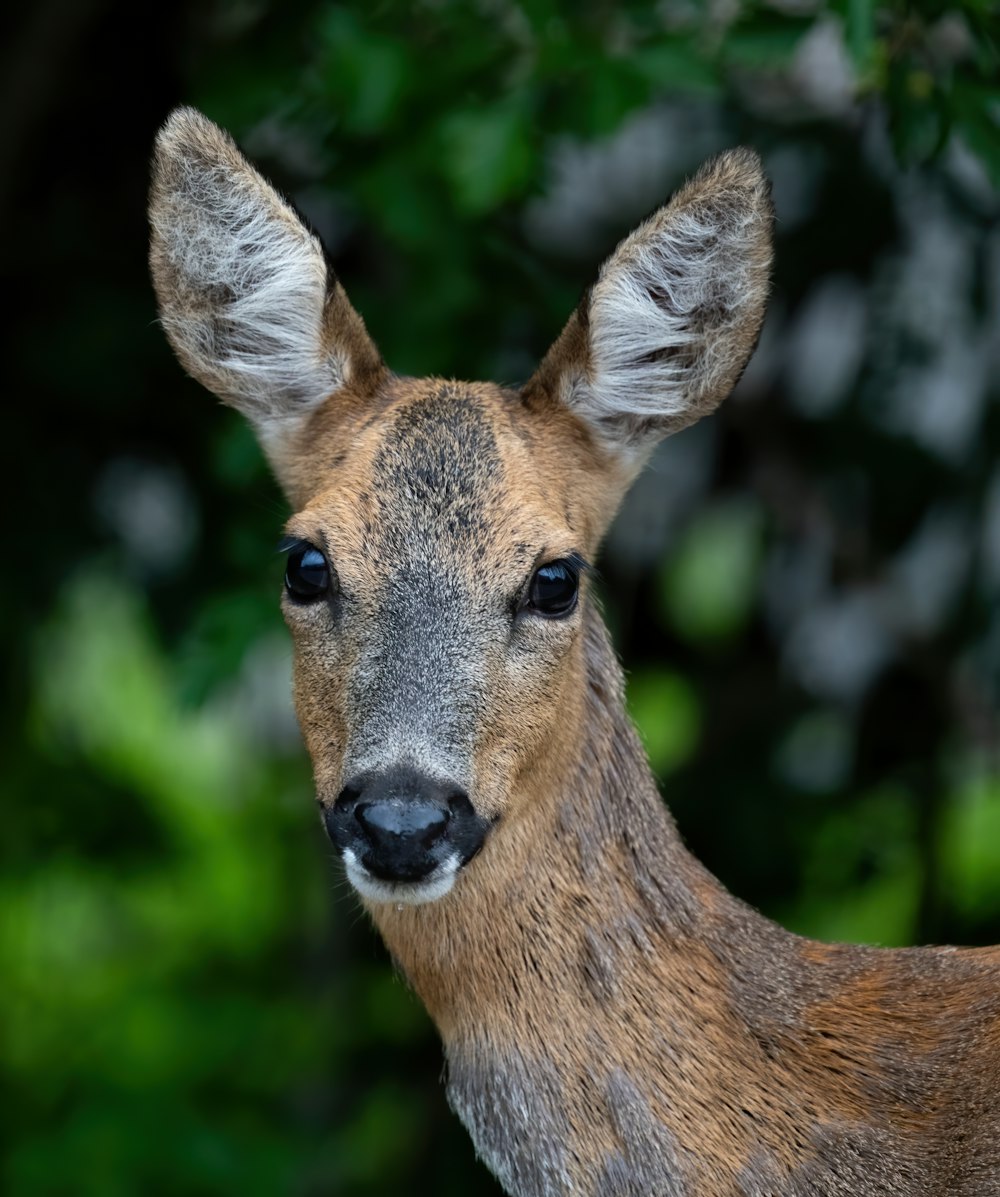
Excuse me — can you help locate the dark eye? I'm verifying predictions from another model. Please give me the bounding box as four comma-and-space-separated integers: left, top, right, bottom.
285, 544, 331, 601
524, 559, 579, 618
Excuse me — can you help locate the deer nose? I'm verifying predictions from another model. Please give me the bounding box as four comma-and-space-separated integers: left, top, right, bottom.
354, 799, 450, 849
325, 766, 483, 885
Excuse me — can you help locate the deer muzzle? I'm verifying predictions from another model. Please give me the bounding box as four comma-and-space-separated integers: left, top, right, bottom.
325, 766, 491, 903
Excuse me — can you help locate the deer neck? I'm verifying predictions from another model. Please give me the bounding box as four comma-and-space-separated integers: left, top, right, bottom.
366, 611, 844, 1191
363, 613, 991, 1194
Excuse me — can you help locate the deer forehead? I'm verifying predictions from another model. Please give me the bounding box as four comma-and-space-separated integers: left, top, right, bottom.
288, 377, 606, 576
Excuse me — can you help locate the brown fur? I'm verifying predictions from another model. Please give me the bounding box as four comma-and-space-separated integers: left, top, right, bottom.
149, 109, 1000, 1197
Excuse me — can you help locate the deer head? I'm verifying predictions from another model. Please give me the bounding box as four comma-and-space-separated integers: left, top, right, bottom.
149, 107, 772, 909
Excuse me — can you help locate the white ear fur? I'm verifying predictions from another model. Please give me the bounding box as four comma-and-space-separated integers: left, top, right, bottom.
149, 108, 380, 458
532, 149, 773, 462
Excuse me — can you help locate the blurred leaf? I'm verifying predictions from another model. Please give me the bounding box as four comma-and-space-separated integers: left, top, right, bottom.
315, 9, 410, 134
191, 52, 301, 134
582, 57, 651, 134
659, 501, 763, 645
336, 1083, 424, 1185
438, 101, 536, 214
838, 0, 877, 78
627, 669, 701, 776
213, 420, 270, 488
782, 786, 921, 945
634, 39, 719, 93
940, 771, 1000, 917
952, 79, 1000, 186
887, 62, 950, 164
722, 12, 813, 68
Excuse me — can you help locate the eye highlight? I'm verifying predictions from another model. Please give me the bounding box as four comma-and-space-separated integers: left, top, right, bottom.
282, 539, 332, 602
522, 556, 583, 619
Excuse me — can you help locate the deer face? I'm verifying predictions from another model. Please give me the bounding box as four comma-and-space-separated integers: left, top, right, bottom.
149, 108, 772, 907
281, 378, 607, 902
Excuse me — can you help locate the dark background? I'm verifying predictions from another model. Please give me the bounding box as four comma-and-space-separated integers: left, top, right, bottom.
3, 1, 998, 1193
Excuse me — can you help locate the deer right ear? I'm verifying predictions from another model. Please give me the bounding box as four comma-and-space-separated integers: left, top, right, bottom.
527, 148, 773, 475
149, 107, 383, 490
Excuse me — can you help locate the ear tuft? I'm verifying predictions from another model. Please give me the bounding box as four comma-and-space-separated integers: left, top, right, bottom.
149, 107, 381, 454
530, 148, 773, 462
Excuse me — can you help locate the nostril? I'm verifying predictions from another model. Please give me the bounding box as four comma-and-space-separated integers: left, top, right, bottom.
356, 801, 450, 848
447, 790, 475, 818
336, 782, 363, 811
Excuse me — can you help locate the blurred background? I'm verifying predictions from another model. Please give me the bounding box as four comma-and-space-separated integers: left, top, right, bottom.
2, 0, 998, 1193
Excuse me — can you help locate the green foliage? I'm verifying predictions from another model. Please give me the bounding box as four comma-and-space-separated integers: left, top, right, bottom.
627, 669, 701, 776
782, 783, 923, 945
941, 773, 1000, 919
439, 100, 536, 214
658, 500, 763, 645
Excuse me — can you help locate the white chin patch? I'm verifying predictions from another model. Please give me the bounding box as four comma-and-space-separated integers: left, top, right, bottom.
342, 850, 460, 905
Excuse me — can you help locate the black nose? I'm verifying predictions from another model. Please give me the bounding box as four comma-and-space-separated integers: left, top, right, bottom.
355, 800, 450, 851
325, 766, 488, 885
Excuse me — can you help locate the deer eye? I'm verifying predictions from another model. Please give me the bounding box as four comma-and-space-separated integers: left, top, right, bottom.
524, 559, 580, 619
285, 543, 331, 602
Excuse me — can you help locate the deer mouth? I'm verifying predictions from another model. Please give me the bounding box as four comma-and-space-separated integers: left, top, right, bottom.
341, 849, 464, 905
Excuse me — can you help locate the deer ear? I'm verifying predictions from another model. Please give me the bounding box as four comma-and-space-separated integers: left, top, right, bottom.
527, 149, 773, 468
149, 107, 383, 488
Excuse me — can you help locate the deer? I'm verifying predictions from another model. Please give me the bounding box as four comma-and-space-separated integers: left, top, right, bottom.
149, 107, 1000, 1197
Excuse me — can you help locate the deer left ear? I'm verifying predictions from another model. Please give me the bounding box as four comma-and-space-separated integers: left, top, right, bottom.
149, 107, 384, 495
527, 148, 773, 469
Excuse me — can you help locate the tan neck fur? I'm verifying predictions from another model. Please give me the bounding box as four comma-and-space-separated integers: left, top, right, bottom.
367, 611, 1000, 1197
